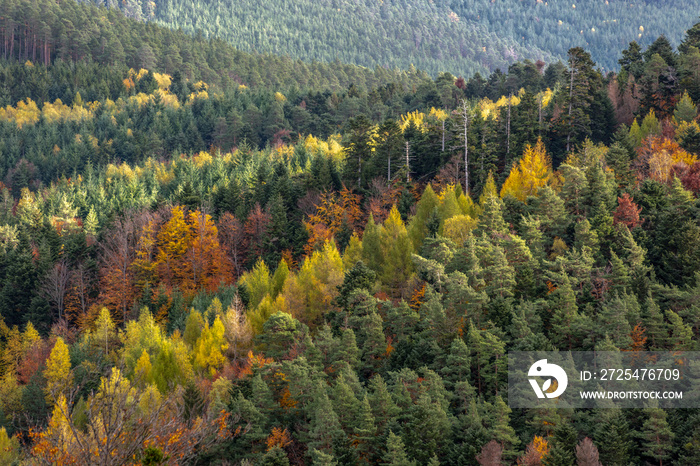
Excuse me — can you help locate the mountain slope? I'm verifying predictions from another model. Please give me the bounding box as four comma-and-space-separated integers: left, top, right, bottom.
0, 0, 430, 96
108, 0, 700, 75
447, 0, 700, 71
149, 0, 553, 76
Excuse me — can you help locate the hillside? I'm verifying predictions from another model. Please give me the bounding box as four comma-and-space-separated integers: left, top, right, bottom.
448, 0, 700, 71
0, 0, 430, 96
109, 0, 700, 75
2, 2, 700, 464
123, 0, 554, 76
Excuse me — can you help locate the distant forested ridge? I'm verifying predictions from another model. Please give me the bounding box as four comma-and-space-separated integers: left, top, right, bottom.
447, 0, 700, 71
98, 0, 700, 74
120, 0, 554, 77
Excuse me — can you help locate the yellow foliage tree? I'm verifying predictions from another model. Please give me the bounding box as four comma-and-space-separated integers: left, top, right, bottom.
194, 316, 229, 377
44, 337, 73, 402
500, 139, 554, 201
0, 427, 20, 464
379, 206, 414, 297
442, 215, 478, 245
134, 350, 154, 387
93, 307, 117, 356
22, 321, 41, 352
156, 205, 193, 291
240, 259, 271, 309
281, 240, 344, 328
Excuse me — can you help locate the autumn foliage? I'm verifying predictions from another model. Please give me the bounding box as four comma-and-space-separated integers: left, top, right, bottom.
101, 206, 231, 316
500, 139, 554, 201
613, 193, 643, 229
304, 187, 362, 255
635, 136, 698, 183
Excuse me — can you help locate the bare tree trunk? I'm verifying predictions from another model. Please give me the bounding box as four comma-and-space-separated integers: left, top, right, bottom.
405, 141, 410, 182
459, 100, 472, 195
567, 63, 575, 152
506, 93, 512, 162
40, 259, 70, 321
538, 94, 543, 136
441, 119, 445, 152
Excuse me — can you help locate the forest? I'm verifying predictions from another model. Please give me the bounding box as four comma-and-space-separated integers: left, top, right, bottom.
95, 0, 700, 74
0, 0, 699, 465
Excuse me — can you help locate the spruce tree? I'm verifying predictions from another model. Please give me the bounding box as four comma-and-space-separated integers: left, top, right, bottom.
543, 422, 577, 466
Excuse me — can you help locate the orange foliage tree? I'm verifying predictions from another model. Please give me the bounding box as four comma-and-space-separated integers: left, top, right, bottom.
243, 203, 271, 263
99, 218, 138, 323
635, 136, 698, 183
613, 193, 643, 229
187, 210, 230, 292
304, 187, 362, 255
152, 206, 230, 296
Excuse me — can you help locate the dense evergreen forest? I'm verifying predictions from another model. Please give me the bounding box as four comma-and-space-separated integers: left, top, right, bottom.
102, 0, 699, 74
0, 1, 700, 464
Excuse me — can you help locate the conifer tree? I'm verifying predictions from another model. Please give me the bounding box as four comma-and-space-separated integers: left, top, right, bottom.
486, 395, 520, 460
641, 407, 674, 466
543, 422, 577, 466
384, 431, 416, 466
361, 215, 383, 274
44, 337, 72, 402
379, 206, 414, 296
596, 412, 633, 466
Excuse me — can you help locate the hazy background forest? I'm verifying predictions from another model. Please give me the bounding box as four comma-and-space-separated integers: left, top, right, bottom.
0, 0, 698, 464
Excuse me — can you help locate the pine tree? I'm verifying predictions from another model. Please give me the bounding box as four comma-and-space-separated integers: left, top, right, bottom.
308, 382, 345, 457
477, 196, 508, 237
408, 185, 440, 250
384, 431, 416, 466
641, 407, 674, 466
402, 392, 451, 464
182, 381, 205, 424
563, 48, 599, 152
665, 310, 694, 350
441, 338, 472, 390
335, 261, 376, 311
674, 91, 698, 124
481, 242, 516, 299
353, 395, 378, 462
642, 295, 665, 350
596, 412, 633, 466
549, 274, 580, 350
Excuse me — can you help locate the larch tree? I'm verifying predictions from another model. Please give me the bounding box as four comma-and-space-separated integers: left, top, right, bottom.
379, 206, 414, 297
499, 139, 553, 201
44, 337, 72, 402
156, 205, 193, 292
